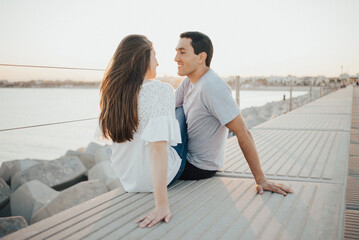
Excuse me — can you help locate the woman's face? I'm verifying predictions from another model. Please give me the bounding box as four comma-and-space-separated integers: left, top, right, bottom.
146, 49, 159, 79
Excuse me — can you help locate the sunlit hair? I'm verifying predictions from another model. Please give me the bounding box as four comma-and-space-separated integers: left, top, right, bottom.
99, 34, 152, 143
180, 31, 213, 67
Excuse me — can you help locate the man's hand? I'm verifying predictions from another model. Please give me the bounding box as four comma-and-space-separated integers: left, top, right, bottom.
256, 179, 294, 196
136, 205, 171, 228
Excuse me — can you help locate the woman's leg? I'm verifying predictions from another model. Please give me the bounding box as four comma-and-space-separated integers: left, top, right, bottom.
169, 106, 188, 184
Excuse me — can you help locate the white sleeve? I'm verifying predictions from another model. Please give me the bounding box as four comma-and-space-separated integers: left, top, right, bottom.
141, 83, 182, 146
93, 125, 113, 144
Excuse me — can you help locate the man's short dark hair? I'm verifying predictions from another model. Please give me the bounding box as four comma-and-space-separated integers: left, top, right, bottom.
180, 31, 213, 67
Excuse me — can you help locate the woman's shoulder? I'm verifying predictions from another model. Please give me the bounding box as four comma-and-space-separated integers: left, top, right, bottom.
145, 80, 174, 90
142, 80, 174, 95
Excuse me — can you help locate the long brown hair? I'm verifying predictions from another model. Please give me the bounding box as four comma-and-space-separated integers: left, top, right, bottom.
99, 34, 152, 143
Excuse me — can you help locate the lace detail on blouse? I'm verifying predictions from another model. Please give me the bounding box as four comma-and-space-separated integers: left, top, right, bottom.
137, 81, 176, 135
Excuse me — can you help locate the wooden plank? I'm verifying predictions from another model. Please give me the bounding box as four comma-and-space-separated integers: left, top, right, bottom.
224, 131, 285, 173
3, 178, 346, 240
349, 157, 359, 176
106, 178, 343, 240
254, 113, 351, 131
219, 130, 349, 184
346, 176, 359, 210
344, 210, 359, 240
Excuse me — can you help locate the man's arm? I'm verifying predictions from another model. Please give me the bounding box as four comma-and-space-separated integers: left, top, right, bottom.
226, 114, 293, 196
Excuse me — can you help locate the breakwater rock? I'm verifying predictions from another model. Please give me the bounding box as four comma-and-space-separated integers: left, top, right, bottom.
242, 91, 320, 129
0, 142, 122, 237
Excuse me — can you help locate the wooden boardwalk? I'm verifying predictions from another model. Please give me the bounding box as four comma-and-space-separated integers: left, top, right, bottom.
4, 86, 357, 240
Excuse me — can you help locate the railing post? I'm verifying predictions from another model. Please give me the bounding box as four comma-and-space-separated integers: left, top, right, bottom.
289, 79, 293, 111
235, 76, 240, 107
309, 79, 312, 101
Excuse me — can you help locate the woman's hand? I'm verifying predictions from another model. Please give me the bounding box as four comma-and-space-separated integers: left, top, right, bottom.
136, 205, 171, 228
256, 179, 294, 196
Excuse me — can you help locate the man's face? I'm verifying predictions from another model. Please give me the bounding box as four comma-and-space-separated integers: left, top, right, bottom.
174, 38, 201, 77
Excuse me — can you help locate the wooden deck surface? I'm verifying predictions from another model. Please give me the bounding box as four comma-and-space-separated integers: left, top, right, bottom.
4, 86, 356, 240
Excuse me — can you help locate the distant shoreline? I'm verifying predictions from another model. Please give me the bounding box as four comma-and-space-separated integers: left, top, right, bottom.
237, 86, 320, 91
0, 86, 319, 91
0, 86, 100, 89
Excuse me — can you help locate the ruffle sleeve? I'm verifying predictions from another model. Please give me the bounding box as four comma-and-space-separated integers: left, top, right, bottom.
93, 125, 113, 145
141, 115, 182, 146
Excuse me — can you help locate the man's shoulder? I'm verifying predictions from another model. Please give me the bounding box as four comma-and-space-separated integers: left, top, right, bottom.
180, 77, 190, 87
176, 77, 191, 94
202, 69, 230, 92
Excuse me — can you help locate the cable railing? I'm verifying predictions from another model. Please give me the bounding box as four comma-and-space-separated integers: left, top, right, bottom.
0, 63, 105, 72
0, 118, 98, 132
0, 63, 341, 132
0, 63, 104, 132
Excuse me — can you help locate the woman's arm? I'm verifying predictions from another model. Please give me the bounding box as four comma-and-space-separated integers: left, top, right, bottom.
136, 141, 171, 228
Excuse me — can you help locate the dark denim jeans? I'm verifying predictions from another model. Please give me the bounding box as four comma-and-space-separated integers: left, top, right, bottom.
169, 107, 188, 185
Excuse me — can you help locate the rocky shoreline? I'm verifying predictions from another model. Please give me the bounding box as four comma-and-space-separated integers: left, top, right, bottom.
0, 142, 122, 237
242, 90, 320, 129
0, 89, 324, 237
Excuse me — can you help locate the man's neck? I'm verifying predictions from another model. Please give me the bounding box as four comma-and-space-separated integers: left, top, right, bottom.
188, 66, 210, 84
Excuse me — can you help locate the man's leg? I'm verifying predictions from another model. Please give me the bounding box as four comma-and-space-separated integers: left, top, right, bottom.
171, 106, 216, 181
169, 107, 188, 183
179, 161, 217, 180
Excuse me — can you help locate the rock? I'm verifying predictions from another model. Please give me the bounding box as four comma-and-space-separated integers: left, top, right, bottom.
0, 179, 11, 217
77, 147, 85, 152
94, 146, 112, 163
65, 150, 96, 175
10, 180, 59, 224
241, 92, 320, 129
0, 202, 11, 218
88, 161, 117, 185
0, 159, 46, 183
85, 142, 104, 155
0, 178, 10, 208
31, 180, 107, 224
11, 156, 86, 192
0, 216, 28, 238
0, 161, 14, 182
105, 178, 123, 191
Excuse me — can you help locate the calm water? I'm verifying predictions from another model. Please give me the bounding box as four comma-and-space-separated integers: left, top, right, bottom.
0, 88, 306, 162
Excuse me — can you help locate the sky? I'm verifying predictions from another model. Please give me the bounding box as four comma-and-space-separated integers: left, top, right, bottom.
0, 0, 358, 82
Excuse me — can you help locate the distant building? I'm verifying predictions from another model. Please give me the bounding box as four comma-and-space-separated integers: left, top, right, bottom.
329, 78, 340, 84
349, 76, 358, 84
339, 73, 350, 82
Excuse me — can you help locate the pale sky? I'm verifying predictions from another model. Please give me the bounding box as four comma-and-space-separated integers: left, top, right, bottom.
0, 0, 358, 81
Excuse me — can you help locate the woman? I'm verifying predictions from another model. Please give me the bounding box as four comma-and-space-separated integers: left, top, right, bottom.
95, 34, 186, 228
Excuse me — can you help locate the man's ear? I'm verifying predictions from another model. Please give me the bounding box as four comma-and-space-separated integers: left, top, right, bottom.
198, 52, 207, 65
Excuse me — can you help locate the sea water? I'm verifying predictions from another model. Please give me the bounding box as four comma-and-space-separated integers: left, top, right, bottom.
0, 88, 306, 162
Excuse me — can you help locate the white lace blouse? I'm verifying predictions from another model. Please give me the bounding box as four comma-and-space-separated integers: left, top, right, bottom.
94, 80, 182, 192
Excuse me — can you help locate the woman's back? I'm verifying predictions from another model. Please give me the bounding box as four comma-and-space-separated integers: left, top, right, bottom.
108, 80, 181, 192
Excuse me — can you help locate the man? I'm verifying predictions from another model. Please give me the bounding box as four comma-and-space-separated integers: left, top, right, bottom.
174, 31, 293, 196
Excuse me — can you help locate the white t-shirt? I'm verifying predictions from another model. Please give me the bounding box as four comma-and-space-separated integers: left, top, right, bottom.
95, 80, 182, 192
175, 69, 240, 170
